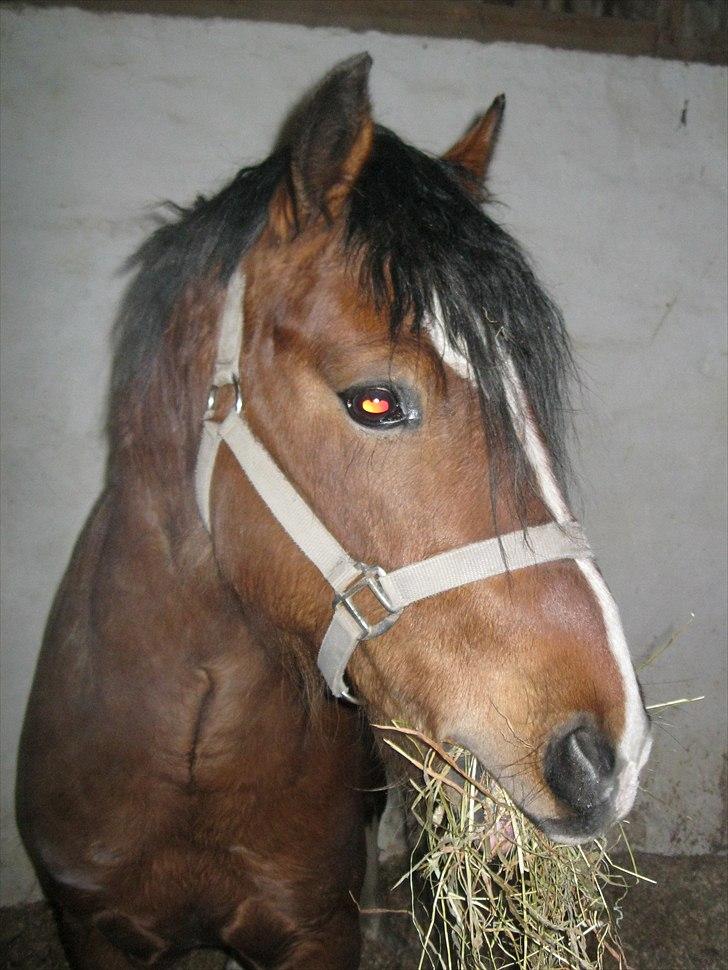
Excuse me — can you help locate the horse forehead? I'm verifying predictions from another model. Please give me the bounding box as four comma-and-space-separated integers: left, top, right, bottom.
246, 285, 381, 367
247, 231, 375, 325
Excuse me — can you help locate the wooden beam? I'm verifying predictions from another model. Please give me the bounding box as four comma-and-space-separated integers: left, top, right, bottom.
10, 0, 727, 65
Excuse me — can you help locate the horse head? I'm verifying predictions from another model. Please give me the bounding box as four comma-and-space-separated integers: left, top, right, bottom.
183, 55, 651, 843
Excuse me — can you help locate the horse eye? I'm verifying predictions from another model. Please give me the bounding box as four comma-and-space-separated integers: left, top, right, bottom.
341, 385, 407, 428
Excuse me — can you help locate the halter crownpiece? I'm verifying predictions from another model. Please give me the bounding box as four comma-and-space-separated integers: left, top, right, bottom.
195, 267, 594, 704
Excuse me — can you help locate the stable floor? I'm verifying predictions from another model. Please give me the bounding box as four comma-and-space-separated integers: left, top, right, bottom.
1, 854, 725, 969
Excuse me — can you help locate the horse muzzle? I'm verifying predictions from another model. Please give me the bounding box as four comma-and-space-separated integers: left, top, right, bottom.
537, 716, 652, 844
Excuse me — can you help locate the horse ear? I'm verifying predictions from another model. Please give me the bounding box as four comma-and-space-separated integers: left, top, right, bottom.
273, 53, 374, 234
443, 94, 505, 184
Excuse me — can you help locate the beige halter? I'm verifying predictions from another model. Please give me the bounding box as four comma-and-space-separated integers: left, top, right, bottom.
195, 268, 593, 703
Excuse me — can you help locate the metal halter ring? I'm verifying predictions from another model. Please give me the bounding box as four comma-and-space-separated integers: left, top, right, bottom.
206, 376, 243, 418
333, 563, 402, 641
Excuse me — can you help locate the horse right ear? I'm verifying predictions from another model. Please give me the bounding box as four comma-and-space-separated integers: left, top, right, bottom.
270, 53, 374, 237
443, 94, 506, 186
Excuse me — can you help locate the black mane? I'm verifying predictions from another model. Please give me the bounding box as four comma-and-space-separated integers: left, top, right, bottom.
111, 126, 575, 497
349, 127, 575, 493
109, 150, 287, 421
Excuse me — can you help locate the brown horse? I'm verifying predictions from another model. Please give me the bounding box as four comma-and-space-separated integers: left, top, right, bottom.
16, 54, 651, 969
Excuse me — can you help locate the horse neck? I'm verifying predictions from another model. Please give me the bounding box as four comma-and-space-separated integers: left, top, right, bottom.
101, 282, 230, 635
108, 276, 222, 511
102, 281, 322, 703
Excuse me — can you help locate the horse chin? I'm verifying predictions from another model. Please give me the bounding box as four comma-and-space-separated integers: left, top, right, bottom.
533, 805, 617, 845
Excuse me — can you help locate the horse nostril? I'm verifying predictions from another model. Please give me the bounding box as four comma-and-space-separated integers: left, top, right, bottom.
544, 723, 616, 814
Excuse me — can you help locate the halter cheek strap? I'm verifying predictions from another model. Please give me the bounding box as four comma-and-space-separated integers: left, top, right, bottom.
195, 268, 594, 703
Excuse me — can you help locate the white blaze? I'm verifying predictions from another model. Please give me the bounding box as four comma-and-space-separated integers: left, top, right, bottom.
425, 309, 651, 817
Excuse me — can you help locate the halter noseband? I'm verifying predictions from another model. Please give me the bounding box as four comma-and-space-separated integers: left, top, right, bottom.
195, 268, 594, 704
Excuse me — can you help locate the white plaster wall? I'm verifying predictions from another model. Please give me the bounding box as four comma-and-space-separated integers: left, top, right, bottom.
1, 7, 725, 905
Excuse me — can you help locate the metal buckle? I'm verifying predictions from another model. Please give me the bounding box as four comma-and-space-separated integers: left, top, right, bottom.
206, 376, 243, 419
333, 563, 402, 640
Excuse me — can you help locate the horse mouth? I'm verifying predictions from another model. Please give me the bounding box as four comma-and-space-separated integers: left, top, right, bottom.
461, 735, 650, 847
535, 804, 617, 845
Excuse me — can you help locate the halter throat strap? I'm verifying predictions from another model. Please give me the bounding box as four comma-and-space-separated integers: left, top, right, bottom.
195, 268, 593, 703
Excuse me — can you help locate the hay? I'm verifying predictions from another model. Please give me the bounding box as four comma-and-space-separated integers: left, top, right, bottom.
372, 625, 699, 968
379, 724, 650, 970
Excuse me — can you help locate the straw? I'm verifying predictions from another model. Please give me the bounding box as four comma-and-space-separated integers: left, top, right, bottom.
372, 622, 698, 968
377, 724, 644, 970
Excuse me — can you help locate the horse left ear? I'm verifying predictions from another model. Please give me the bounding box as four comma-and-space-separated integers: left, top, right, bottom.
443, 94, 506, 184
272, 53, 374, 235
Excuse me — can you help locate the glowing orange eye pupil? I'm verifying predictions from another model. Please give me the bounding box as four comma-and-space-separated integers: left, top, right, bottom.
361, 397, 390, 415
